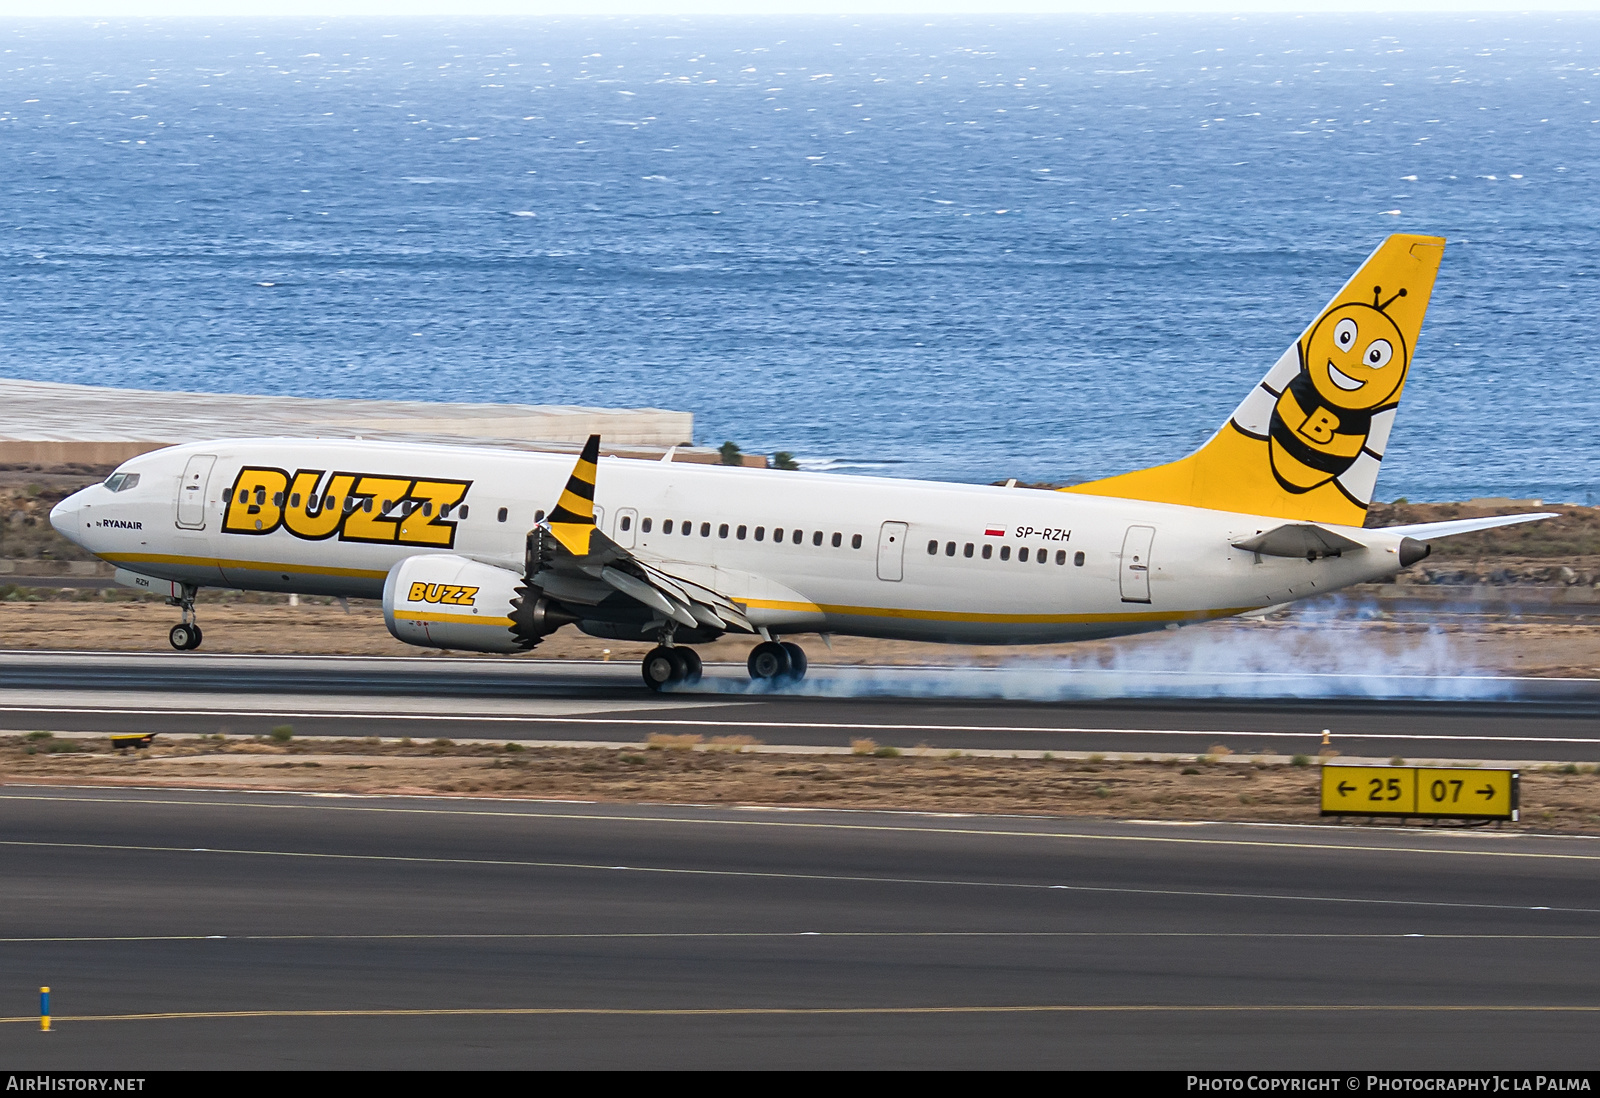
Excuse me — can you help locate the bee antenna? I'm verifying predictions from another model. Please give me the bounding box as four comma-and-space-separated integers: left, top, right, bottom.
1379, 286, 1408, 312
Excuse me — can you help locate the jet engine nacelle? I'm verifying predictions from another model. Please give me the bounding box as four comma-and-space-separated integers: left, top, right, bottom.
382, 554, 575, 654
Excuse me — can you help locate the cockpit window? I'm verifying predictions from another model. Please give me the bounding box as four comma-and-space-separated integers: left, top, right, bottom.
103, 473, 140, 493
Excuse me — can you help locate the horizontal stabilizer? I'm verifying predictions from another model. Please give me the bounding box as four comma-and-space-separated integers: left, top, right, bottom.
1377, 513, 1559, 540
1232, 523, 1366, 559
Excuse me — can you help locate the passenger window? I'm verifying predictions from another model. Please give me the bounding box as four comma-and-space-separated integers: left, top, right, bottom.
927, 540, 938, 555
737, 525, 747, 540
792, 529, 802, 544
1056, 550, 1066, 565
851, 534, 862, 549
775, 528, 785, 542
701, 522, 711, 537
621, 515, 631, 531
663, 520, 674, 534
755, 526, 766, 541
290, 493, 301, 508
1000, 545, 1011, 561
274, 493, 285, 507
683, 520, 692, 536
424, 502, 433, 517
642, 518, 652, 533
458, 505, 469, 520
363, 498, 373, 513
497, 507, 508, 523
382, 500, 393, 515
1074, 551, 1085, 566
812, 530, 822, 546
832, 532, 842, 548
983, 544, 992, 560
255, 488, 266, 505
964, 543, 974, 558
945, 541, 956, 557
1038, 550, 1048, 565
719, 523, 729, 538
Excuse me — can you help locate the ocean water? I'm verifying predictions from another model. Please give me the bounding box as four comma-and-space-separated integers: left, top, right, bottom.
1, 16, 1597, 502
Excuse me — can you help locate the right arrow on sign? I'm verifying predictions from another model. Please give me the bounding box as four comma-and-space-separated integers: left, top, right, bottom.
1478, 785, 1495, 799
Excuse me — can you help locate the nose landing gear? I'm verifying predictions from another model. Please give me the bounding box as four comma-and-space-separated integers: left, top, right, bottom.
167, 585, 203, 651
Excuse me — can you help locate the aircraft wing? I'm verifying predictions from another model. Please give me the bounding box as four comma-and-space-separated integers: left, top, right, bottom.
525, 435, 756, 635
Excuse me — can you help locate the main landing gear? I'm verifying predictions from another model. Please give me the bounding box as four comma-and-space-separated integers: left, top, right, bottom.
638, 638, 809, 692
747, 640, 807, 685
641, 645, 702, 691
167, 584, 203, 652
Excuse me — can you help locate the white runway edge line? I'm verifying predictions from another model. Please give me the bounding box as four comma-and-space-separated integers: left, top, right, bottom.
2, 837, 1598, 913
5, 791, 1600, 868
1, 703, 1597, 746
4, 931, 1600, 944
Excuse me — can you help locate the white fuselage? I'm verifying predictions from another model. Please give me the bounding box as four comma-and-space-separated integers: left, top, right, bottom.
51, 438, 1413, 645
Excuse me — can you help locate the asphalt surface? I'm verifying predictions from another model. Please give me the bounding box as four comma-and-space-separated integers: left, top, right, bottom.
0, 786, 1595, 1068
0, 652, 1596, 762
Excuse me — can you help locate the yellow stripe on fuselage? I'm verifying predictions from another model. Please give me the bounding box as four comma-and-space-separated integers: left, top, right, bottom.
101, 553, 389, 580
736, 598, 1251, 626
102, 556, 1248, 629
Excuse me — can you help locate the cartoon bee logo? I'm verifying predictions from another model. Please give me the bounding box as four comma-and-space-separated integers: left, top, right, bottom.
1268, 285, 1410, 495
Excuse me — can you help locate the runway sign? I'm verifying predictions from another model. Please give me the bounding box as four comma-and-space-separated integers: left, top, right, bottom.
1320, 765, 1519, 821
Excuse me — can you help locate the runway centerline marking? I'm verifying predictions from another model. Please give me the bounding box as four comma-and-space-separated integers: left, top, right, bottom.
1, 704, 1597, 744
3, 837, 1599, 915
3, 1004, 1599, 1025
4, 789, 1599, 864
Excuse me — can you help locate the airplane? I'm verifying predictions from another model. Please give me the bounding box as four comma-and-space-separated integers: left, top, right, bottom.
49, 233, 1553, 691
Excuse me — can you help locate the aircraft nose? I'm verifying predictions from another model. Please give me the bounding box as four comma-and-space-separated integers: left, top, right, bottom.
49, 493, 83, 539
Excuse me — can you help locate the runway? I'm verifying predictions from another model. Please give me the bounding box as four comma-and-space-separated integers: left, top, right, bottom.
0, 652, 1596, 762
0, 786, 1596, 1068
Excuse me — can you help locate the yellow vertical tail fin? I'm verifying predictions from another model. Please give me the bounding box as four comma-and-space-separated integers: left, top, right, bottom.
1063, 234, 1446, 525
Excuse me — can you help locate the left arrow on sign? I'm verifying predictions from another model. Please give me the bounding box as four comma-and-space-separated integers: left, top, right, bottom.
1337, 782, 1355, 796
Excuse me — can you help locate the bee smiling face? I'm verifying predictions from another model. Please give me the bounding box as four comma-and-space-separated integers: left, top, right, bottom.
1303, 302, 1409, 411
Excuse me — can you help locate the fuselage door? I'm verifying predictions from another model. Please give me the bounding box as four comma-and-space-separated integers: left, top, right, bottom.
614, 507, 638, 549
876, 521, 908, 582
175, 454, 217, 530
1119, 525, 1155, 604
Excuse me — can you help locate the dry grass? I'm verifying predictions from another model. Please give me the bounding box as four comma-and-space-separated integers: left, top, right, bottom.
5, 734, 1600, 834
645, 733, 703, 751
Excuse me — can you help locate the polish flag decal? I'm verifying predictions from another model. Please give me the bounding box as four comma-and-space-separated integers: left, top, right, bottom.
984, 526, 1006, 537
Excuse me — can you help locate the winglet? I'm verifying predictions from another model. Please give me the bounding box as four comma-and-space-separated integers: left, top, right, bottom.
546, 434, 601, 556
